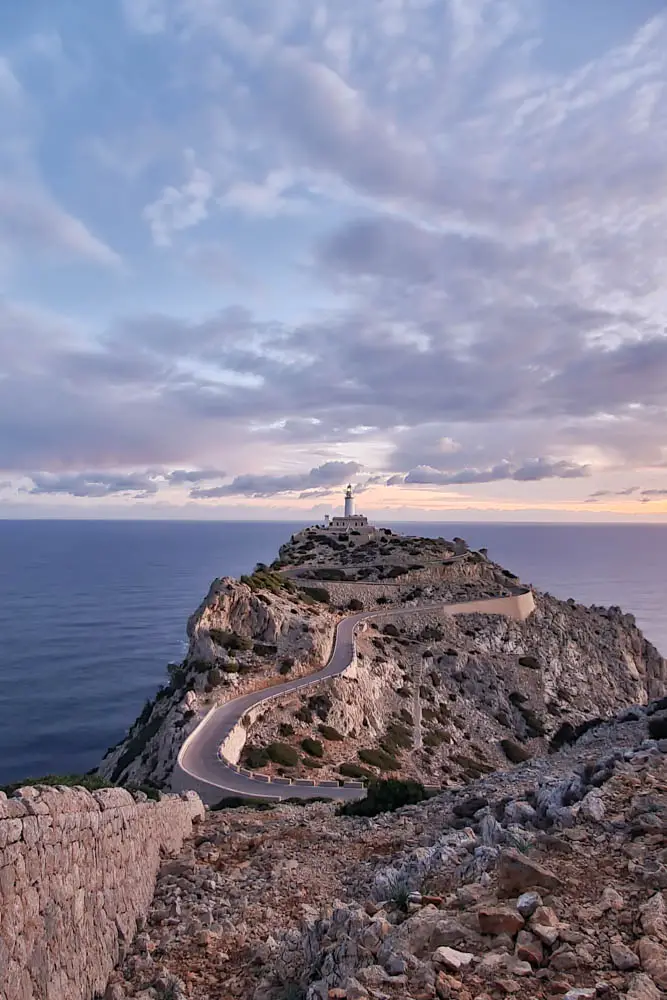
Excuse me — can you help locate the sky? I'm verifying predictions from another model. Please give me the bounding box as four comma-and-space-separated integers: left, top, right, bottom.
2, 0, 667, 522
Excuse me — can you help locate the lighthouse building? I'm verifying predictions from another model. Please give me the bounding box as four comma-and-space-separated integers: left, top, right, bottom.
324, 484, 373, 533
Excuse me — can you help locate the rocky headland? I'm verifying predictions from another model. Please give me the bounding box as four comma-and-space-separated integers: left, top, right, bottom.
98, 528, 666, 794
9, 525, 667, 1000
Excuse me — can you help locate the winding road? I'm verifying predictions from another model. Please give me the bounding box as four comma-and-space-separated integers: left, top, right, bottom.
171, 587, 534, 805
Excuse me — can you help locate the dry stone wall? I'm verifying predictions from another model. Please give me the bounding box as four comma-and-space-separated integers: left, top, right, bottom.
0, 784, 204, 1000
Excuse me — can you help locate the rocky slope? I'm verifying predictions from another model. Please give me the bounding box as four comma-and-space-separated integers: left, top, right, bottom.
108, 698, 667, 1000
98, 531, 666, 794
97, 567, 338, 788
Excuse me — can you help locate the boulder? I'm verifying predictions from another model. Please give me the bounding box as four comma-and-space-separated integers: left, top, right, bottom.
626, 973, 663, 1000
638, 937, 667, 989
610, 940, 640, 971
497, 849, 562, 896
516, 892, 541, 918
477, 907, 525, 937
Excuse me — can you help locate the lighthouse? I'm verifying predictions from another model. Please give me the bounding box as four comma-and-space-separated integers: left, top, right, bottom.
344, 483, 355, 517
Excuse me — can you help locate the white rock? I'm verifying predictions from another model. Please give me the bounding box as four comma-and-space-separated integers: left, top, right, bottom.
432, 946, 475, 971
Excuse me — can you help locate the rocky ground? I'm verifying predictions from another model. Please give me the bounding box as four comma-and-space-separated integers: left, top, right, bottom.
243, 590, 666, 788
107, 700, 667, 1000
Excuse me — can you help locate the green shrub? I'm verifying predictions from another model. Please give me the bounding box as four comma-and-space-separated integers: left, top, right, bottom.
301, 738, 324, 758
207, 667, 223, 686
136, 699, 153, 727
347, 598, 364, 611
209, 629, 252, 651
279, 658, 294, 675
382, 624, 400, 637
111, 713, 166, 782
382, 722, 412, 752
295, 705, 313, 723
211, 796, 275, 811
279, 723, 295, 738
254, 642, 278, 656
376, 596, 389, 605
358, 748, 400, 771
308, 694, 332, 721
384, 566, 407, 579
423, 730, 447, 748
244, 747, 270, 769
1, 773, 112, 796
222, 660, 239, 673
302, 757, 323, 769
338, 778, 428, 817
301, 586, 330, 604
648, 713, 667, 740
399, 708, 413, 725
189, 659, 211, 674
319, 724, 344, 741
266, 743, 300, 767
338, 763, 374, 780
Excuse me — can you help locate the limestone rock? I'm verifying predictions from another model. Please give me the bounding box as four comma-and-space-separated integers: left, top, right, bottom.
477, 907, 524, 937
626, 972, 663, 1000
497, 849, 562, 896
638, 937, 667, 989
609, 939, 639, 971
432, 946, 475, 972
516, 892, 541, 918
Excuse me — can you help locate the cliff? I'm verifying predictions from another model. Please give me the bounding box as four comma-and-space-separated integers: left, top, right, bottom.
98, 567, 337, 788
98, 531, 666, 794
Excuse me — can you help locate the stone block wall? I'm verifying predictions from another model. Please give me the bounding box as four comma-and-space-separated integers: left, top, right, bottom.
0, 784, 204, 1000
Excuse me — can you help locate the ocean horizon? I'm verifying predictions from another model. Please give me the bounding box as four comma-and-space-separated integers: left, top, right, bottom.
1, 519, 665, 785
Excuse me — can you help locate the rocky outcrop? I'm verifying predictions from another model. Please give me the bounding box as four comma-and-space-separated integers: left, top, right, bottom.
110, 703, 667, 1000
97, 531, 666, 794
98, 574, 336, 788
244, 586, 666, 788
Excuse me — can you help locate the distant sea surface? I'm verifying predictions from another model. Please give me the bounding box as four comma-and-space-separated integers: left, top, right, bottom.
0, 520, 665, 785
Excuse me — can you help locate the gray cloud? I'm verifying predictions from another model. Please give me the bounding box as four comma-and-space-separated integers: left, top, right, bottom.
405, 459, 590, 486
28, 471, 162, 498
191, 461, 362, 498
588, 487, 640, 499
0, 179, 121, 268
167, 468, 226, 484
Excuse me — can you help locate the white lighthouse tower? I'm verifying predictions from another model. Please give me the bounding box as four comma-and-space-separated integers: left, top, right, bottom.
344, 483, 355, 517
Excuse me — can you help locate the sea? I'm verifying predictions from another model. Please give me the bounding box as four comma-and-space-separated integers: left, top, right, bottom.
0, 520, 665, 786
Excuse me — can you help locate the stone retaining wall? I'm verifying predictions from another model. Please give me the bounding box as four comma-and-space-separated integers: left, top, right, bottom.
0, 784, 204, 1000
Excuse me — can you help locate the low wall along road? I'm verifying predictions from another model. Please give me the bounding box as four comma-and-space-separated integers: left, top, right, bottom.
171, 588, 535, 805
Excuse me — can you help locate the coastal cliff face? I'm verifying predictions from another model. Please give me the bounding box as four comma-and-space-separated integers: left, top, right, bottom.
97, 569, 336, 788
98, 530, 666, 792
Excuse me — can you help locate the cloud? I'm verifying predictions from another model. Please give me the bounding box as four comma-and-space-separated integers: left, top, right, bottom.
405, 459, 590, 486
0, 179, 121, 268
588, 486, 639, 499
167, 468, 226, 484
28, 471, 162, 498
0, 57, 24, 103
191, 460, 362, 498
143, 154, 214, 246
5, 1, 667, 512
121, 0, 167, 34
